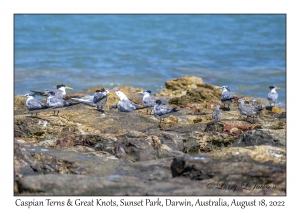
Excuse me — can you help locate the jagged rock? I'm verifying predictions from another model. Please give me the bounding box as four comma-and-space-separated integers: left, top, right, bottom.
170, 154, 285, 195
168, 87, 220, 108
14, 76, 286, 196
234, 129, 286, 147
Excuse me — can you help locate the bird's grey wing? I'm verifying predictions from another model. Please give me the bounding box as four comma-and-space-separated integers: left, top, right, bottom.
254, 101, 263, 110
30, 90, 49, 96
53, 90, 64, 99
96, 96, 108, 108
155, 105, 171, 115
126, 100, 138, 111
93, 93, 106, 104
49, 97, 69, 107
71, 95, 95, 106
268, 92, 278, 101
212, 109, 221, 120
243, 104, 256, 115
212, 109, 217, 119
117, 101, 133, 112
221, 92, 233, 101
27, 99, 45, 110
128, 100, 142, 108
143, 96, 156, 107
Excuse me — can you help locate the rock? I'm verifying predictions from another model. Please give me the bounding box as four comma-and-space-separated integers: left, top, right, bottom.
266, 106, 285, 114
168, 87, 220, 108
170, 154, 285, 195
210, 145, 286, 165
233, 129, 286, 147
165, 76, 204, 90
14, 76, 286, 196
155, 76, 206, 98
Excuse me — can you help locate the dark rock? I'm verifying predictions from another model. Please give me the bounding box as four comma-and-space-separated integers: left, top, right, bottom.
234, 129, 286, 147
170, 155, 285, 195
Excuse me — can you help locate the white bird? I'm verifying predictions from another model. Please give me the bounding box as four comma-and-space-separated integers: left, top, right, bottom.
115, 90, 143, 112
267, 86, 279, 106
137, 90, 157, 115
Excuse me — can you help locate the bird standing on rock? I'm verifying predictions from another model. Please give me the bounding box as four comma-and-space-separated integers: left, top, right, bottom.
138, 90, 157, 114
153, 99, 178, 123
93, 88, 109, 110
220, 86, 234, 109
267, 86, 280, 106
47, 91, 70, 115
212, 105, 222, 121
251, 98, 264, 117
115, 90, 143, 112
25, 93, 48, 117
71, 88, 109, 111
238, 99, 257, 122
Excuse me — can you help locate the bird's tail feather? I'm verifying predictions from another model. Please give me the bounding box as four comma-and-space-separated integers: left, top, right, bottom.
30, 90, 48, 96
135, 106, 149, 110
171, 107, 179, 113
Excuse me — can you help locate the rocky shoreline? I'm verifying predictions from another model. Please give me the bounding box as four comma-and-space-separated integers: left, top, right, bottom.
14, 76, 286, 195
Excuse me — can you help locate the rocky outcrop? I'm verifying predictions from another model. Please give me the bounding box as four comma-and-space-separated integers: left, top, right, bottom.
14, 76, 286, 196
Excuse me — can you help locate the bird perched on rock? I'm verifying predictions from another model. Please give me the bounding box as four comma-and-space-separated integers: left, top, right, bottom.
115, 90, 143, 112
31, 84, 73, 100
238, 99, 257, 122
93, 88, 109, 110
267, 86, 280, 106
211, 105, 222, 121
251, 98, 264, 117
220, 86, 234, 109
47, 91, 71, 115
137, 90, 157, 114
24, 93, 48, 117
153, 99, 178, 123
141, 90, 156, 108
71, 88, 109, 110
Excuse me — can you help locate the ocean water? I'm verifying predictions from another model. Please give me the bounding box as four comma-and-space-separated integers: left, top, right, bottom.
14, 14, 286, 108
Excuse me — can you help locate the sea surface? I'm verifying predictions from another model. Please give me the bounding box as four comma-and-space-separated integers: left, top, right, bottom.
14, 14, 286, 108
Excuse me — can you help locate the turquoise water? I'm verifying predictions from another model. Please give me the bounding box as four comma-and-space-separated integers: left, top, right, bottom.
14, 14, 286, 107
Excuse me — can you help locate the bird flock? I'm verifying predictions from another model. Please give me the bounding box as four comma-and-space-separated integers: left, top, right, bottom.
24, 84, 280, 123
